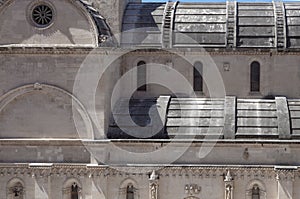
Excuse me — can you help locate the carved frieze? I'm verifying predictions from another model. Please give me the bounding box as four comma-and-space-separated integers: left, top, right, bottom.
185, 184, 201, 195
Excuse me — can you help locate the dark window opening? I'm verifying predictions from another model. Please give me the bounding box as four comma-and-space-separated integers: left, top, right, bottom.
32, 4, 54, 27
137, 61, 146, 91
252, 185, 260, 199
193, 61, 203, 92
126, 184, 134, 199
250, 61, 260, 92
71, 183, 79, 199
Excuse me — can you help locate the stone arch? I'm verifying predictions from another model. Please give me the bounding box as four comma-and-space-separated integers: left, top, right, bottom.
119, 178, 139, 199
245, 179, 266, 199
62, 178, 82, 199
7, 178, 25, 199
0, 0, 101, 46
0, 83, 93, 139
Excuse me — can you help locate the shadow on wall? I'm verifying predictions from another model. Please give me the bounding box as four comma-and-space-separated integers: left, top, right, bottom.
108, 97, 168, 139
121, 3, 163, 46
263, 94, 287, 99
0, 0, 97, 46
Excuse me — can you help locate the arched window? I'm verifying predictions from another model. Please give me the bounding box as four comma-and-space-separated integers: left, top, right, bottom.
137, 61, 146, 91
246, 180, 266, 199
71, 183, 79, 199
193, 61, 203, 92
126, 184, 135, 199
250, 61, 260, 92
62, 179, 82, 199
120, 179, 139, 199
252, 185, 260, 199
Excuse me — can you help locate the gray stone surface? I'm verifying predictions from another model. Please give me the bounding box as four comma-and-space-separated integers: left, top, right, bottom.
276, 97, 291, 139
108, 97, 168, 139
78, 0, 114, 46
121, 2, 300, 49
223, 96, 236, 139
108, 96, 300, 140
1, 1, 300, 198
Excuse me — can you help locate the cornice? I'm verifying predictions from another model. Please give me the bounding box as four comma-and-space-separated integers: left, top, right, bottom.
3, 139, 300, 146
0, 139, 86, 146
0, 47, 300, 56
0, 164, 298, 181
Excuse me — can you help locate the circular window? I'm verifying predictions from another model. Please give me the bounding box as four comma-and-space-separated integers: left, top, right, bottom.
31, 4, 53, 28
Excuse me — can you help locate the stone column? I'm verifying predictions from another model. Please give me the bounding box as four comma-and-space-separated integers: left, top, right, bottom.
224, 170, 233, 199
149, 170, 159, 199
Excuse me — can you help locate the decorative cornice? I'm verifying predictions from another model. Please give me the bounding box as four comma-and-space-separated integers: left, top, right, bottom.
3, 139, 300, 146
0, 165, 299, 181
0, 46, 300, 55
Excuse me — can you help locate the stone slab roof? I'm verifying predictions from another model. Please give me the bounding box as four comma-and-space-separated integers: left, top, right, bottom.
121, 2, 300, 50
79, 0, 114, 46
108, 96, 300, 139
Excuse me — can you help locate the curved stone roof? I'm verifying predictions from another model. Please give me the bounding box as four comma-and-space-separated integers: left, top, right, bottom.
121, 2, 300, 49
0, 0, 114, 47
79, 0, 115, 46
108, 96, 300, 140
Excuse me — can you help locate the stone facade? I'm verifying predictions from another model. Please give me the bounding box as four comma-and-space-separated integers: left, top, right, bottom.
0, 165, 299, 199
1, 0, 300, 199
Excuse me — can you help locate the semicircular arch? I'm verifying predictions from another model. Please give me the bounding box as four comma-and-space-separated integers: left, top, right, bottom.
0, 83, 93, 139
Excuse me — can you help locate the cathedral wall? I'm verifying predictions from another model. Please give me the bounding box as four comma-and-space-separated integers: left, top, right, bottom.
0, 0, 97, 46
1, 50, 300, 139
122, 52, 300, 99
0, 50, 121, 139
0, 166, 297, 199
0, 141, 298, 165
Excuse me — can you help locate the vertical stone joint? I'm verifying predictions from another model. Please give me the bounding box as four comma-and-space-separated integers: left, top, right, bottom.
275, 97, 291, 139
223, 96, 237, 139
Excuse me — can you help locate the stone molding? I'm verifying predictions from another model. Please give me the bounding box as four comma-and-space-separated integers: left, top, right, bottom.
0, 165, 296, 179
1, 47, 300, 55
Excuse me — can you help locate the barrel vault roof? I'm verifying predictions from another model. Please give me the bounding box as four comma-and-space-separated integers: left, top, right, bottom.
108, 96, 300, 140
121, 2, 300, 50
